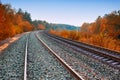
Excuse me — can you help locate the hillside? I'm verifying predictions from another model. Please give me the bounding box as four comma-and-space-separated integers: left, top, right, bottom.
32, 20, 79, 30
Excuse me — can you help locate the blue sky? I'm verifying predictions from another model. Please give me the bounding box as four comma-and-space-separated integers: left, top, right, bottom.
1, 0, 120, 26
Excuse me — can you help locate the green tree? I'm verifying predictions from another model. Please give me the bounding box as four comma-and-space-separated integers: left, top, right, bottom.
23, 11, 32, 23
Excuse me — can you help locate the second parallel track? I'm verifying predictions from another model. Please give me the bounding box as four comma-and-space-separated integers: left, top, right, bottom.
43, 31, 120, 70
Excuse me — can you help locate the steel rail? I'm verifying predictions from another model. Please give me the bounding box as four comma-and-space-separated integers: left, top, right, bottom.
45, 32, 120, 61
43, 31, 120, 70
24, 34, 29, 80
35, 33, 84, 80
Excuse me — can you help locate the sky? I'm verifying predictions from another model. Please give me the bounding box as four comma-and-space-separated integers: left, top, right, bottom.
1, 0, 120, 26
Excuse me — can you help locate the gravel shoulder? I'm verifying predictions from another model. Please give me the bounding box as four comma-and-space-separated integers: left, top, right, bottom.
0, 33, 28, 53
0, 33, 28, 80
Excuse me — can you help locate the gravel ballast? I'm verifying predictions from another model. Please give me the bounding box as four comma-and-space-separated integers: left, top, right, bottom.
0, 32, 76, 80
0, 34, 28, 80
27, 32, 75, 80
38, 31, 120, 80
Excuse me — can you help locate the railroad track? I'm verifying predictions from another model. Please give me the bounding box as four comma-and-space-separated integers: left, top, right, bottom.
22, 32, 84, 80
0, 31, 119, 79
35, 32, 84, 80
0, 32, 78, 80
43, 31, 120, 70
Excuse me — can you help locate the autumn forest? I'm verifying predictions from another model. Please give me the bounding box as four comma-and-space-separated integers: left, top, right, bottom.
50, 11, 120, 52
0, 3, 120, 52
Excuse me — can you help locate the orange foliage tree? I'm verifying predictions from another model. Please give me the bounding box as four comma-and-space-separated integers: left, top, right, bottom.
0, 3, 33, 41
49, 10, 120, 52
38, 24, 45, 30
0, 4, 15, 40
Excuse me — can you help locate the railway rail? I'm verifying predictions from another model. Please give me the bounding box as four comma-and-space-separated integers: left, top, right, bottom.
24, 34, 29, 80
0, 31, 119, 79
0, 32, 78, 80
35, 32, 84, 80
43, 31, 120, 70
22, 32, 84, 80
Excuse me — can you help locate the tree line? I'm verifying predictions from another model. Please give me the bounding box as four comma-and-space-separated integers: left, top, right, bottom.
81, 10, 120, 39
0, 2, 79, 41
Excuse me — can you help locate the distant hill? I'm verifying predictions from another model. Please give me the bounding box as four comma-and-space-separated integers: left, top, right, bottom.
32, 20, 79, 30
49, 24, 79, 30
